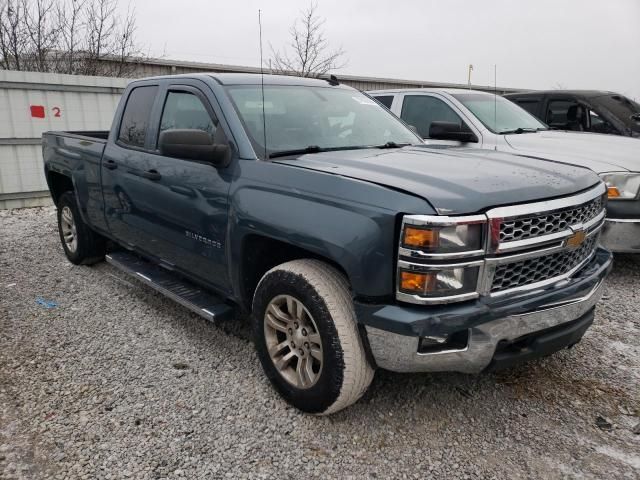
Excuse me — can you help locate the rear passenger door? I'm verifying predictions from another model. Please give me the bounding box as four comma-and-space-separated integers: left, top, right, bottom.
102, 83, 162, 249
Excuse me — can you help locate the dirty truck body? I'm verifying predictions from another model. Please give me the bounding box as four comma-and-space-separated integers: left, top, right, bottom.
43, 74, 612, 414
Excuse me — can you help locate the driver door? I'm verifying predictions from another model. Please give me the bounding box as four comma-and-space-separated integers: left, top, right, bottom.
398, 94, 481, 147
141, 82, 234, 292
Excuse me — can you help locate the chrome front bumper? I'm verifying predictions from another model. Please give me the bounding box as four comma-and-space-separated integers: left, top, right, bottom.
365, 277, 605, 374
600, 218, 640, 253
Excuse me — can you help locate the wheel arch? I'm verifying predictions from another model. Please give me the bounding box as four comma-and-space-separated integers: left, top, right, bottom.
46, 170, 74, 206
238, 233, 351, 311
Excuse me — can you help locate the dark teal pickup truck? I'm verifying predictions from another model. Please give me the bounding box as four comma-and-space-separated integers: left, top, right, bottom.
43, 73, 612, 414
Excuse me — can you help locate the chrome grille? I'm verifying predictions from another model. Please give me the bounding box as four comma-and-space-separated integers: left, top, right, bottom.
499, 196, 603, 243
491, 235, 597, 293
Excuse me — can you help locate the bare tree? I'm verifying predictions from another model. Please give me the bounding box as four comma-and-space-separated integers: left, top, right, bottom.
0, 0, 10, 69
0, 0, 144, 76
0, 0, 28, 70
110, 6, 138, 77
21, 0, 60, 72
270, 2, 345, 77
56, 0, 86, 74
82, 0, 141, 76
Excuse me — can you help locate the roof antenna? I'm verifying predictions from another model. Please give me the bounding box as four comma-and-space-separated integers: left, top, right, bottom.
494, 64, 498, 151
327, 74, 339, 86
259, 10, 268, 159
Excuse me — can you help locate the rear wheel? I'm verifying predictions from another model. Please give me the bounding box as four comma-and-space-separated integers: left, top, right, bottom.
253, 259, 374, 414
57, 191, 106, 265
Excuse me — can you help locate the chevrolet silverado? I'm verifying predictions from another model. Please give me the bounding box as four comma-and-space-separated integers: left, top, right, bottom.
44, 74, 612, 414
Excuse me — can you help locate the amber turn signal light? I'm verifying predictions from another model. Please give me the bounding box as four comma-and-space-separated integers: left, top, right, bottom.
403, 226, 439, 249
607, 186, 621, 199
400, 271, 436, 293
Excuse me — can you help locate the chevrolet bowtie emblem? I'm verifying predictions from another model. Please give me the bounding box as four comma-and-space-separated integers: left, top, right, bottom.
566, 229, 586, 249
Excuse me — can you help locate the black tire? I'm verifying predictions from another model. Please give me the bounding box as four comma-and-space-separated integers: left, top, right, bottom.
252, 259, 374, 415
57, 191, 106, 265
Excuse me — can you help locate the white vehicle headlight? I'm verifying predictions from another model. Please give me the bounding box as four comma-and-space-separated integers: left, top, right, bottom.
600, 172, 640, 200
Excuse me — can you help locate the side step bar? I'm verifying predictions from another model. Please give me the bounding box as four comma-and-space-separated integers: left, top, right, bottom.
105, 251, 234, 322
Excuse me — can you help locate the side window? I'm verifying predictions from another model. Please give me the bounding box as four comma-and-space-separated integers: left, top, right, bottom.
546, 99, 585, 131
400, 95, 466, 138
589, 110, 604, 127
159, 91, 218, 137
118, 86, 158, 148
514, 99, 541, 118
588, 109, 615, 134
373, 95, 394, 109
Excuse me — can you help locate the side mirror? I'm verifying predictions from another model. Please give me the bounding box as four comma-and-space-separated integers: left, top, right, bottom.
159, 129, 230, 167
428, 122, 478, 143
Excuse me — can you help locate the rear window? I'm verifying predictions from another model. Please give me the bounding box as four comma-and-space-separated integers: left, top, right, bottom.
373, 95, 394, 109
118, 86, 158, 148
513, 99, 541, 117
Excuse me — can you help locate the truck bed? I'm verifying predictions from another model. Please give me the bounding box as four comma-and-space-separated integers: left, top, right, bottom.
47, 130, 110, 141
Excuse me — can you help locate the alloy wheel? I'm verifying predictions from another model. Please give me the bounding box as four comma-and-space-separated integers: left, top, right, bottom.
264, 294, 323, 389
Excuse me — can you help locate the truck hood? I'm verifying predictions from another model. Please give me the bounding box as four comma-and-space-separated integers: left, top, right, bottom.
274, 146, 599, 215
503, 130, 640, 173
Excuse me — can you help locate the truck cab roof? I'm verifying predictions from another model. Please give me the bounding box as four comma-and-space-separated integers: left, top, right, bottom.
131, 72, 349, 88
504, 90, 618, 99
368, 87, 489, 96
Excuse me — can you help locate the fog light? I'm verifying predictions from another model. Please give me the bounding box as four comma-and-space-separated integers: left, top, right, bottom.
399, 266, 480, 298
420, 335, 448, 346
400, 271, 436, 293
418, 330, 469, 353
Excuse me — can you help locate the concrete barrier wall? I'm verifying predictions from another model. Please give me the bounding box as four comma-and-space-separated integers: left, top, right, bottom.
0, 70, 130, 209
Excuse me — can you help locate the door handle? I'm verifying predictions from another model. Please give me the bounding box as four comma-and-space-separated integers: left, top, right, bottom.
104, 159, 118, 170
141, 169, 162, 181
169, 185, 197, 197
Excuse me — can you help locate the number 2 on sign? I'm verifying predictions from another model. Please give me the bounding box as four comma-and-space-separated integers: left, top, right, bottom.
52, 107, 61, 117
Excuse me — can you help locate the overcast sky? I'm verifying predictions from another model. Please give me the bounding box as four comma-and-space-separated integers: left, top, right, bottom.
128, 0, 640, 100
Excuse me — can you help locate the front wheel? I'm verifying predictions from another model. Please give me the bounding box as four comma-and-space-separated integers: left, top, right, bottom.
252, 259, 374, 414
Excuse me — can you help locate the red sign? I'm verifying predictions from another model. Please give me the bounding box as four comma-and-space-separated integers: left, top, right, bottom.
30, 105, 46, 118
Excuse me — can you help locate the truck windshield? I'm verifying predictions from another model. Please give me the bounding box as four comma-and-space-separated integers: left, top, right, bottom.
593, 94, 640, 133
452, 93, 548, 134
226, 85, 420, 158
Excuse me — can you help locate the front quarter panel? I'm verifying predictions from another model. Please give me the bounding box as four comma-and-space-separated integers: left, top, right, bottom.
228, 160, 432, 302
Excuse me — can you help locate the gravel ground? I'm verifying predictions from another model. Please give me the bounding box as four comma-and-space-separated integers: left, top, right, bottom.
1, 206, 639, 479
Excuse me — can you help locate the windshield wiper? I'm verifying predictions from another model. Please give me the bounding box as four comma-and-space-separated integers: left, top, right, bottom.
268, 145, 376, 159
374, 141, 411, 149
498, 127, 544, 134
269, 145, 322, 159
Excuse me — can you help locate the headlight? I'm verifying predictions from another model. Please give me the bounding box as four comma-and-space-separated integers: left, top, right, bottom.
401, 217, 485, 254
600, 172, 640, 200
397, 215, 487, 304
